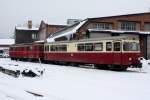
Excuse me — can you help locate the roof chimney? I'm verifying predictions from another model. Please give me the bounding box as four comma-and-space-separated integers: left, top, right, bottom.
28, 20, 32, 29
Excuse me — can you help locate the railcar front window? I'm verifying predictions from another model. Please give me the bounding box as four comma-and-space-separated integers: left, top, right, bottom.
123, 42, 139, 51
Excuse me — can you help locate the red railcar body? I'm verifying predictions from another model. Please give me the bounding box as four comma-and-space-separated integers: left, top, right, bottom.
9, 42, 44, 60
44, 52, 140, 68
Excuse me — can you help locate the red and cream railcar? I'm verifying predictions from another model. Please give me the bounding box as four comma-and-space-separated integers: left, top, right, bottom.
44, 36, 141, 70
9, 42, 44, 61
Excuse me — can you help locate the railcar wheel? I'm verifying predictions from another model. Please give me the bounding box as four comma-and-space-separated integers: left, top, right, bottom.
94, 64, 109, 70
110, 65, 127, 71
69, 62, 79, 67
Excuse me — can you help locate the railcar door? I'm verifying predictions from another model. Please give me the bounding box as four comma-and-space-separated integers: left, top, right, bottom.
113, 41, 122, 65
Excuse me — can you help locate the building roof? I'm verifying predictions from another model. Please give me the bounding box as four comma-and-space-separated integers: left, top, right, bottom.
88, 12, 150, 20
88, 29, 150, 35
0, 39, 15, 45
47, 20, 87, 42
47, 24, 67, 28
15, 27, 39, 31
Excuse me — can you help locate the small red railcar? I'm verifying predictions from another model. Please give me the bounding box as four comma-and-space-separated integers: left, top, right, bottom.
44, 36, 141, 70
9, 42, 44, 61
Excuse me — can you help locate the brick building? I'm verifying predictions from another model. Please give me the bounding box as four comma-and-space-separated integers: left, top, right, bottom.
38, 20, 67, 41
77, 12, 150, 39
15, 20, 39, 44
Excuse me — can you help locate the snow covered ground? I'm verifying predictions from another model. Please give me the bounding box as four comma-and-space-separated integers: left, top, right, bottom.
0, 58, 150, 100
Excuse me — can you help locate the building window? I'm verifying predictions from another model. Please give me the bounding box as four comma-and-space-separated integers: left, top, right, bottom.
94, 23, 112, 30
144, 23, 150, 31
121, 22, 136, 30
32, 33, 38, 39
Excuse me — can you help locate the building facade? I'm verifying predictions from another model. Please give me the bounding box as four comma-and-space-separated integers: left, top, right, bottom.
15, 21, 39, 44
77, 12, 150, 39
38, 21, 67, 41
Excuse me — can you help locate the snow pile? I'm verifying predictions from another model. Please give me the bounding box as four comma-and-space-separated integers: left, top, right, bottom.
0, 59, 45, 77
140, 57, 150, 73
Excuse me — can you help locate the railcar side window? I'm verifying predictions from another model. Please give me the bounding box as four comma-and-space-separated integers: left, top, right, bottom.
106, 42, 112, 51
50, 45, 55, 51
9, 47, 13, 51
123, 42, 139, 51
94, 43, 103, 51
50, 45, 67, 51
29, 46, 32, 51
57, 45, 67, 51
85, 43, 93, 51
39, 46, 44, 51
77, 44, 85, 51
45, 45, 49, 51
114, 42, 121, 51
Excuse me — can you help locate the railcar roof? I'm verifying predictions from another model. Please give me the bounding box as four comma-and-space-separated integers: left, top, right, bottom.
45, 36, 138, 44
10, 42, 44, 47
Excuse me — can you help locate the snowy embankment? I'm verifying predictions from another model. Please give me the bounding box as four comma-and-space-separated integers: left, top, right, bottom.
0, 58, 150, 100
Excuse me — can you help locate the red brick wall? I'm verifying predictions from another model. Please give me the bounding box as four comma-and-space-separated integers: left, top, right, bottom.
78, 13, 150, 39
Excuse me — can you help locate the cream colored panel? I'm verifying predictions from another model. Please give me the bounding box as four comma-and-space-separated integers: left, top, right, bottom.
67, 43, 77, 52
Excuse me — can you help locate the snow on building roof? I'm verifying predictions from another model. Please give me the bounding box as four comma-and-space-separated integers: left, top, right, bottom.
88, 29, 150, 34
0, 39, 15, 45
16, 27, 39, 31
47, 20, 87, 42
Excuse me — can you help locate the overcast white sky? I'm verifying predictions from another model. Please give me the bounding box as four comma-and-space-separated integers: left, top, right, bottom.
0, 0, 150, 38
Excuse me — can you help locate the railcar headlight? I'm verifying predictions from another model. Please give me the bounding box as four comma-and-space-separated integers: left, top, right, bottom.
129, 57, 132, 61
